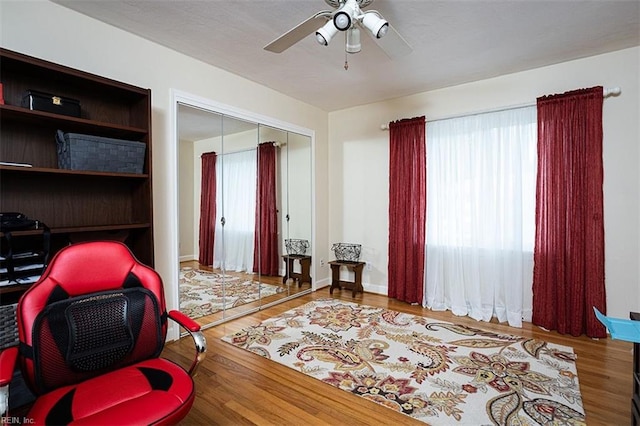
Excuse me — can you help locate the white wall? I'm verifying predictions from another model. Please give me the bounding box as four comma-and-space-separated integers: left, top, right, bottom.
1, 1, 331, 337
328, 47, 640, 318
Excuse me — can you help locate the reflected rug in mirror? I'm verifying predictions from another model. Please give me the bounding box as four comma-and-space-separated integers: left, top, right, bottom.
179, 266, 285, 319
222, 299, 584, 425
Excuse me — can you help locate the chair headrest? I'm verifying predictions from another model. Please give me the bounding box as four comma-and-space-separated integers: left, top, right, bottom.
44, 241, 140, 295
18, 241, 164, 346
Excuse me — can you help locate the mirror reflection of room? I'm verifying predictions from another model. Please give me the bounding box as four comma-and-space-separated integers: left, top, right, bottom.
178, 105, 312, 326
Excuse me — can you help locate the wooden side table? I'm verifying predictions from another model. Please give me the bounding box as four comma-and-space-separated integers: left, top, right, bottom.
329, 260, 365, 297
282, 255, 312, 287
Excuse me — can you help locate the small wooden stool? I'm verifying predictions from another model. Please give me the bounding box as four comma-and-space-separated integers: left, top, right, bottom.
329, 260, 365, 297
282, 255, 312, 287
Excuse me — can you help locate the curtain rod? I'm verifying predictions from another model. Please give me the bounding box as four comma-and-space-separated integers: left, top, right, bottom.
380, 86, 621, 130
201, 141, 285, 157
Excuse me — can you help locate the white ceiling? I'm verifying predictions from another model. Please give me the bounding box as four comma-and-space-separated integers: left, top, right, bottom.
52, 0, 639, 112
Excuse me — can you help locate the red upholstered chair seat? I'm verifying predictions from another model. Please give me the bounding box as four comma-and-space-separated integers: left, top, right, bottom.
28, 359, 194, 425
0, 241, 206, 425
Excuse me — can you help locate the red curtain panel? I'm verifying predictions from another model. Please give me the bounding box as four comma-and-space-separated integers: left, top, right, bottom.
253, 143, 280, 276
198, 152, 217, 265
533, 87, 607, 338
388, 116, 427, 304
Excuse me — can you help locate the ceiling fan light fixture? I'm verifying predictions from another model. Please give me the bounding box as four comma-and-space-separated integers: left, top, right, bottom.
264, 0, 413, 61
333, 0, 357, 31
362, 12, 388, 38
316, 20, 339, 45
333, 11, 351, 31
345, 26, 361, 53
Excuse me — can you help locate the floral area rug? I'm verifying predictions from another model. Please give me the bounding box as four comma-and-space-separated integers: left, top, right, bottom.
179, 266, 284, 319
222, 298, 585, 425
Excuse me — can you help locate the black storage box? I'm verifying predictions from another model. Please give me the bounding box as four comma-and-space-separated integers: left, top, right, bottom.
21, 90, 81, 118
56, 130, 146, 174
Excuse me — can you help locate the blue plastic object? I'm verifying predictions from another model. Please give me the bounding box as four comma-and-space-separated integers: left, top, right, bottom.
593, 307, 640, 343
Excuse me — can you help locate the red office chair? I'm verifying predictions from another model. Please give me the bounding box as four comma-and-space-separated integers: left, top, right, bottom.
0, 241, 206, 425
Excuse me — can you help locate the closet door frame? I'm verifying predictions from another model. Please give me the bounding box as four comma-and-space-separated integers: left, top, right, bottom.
167, 89, 315, 339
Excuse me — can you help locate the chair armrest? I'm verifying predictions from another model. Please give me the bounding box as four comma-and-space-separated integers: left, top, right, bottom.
168, 310, 207, 376
0, 347, 18, 387
169, 310, 201, 332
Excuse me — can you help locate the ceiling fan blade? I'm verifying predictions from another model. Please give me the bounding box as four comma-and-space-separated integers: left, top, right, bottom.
371, 24, 412, 59
264, 11, 333, 53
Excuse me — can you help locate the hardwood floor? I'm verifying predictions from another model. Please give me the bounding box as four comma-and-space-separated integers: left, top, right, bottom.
164, 289, 633, 425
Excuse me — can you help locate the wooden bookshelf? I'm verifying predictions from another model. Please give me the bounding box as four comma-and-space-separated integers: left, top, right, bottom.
0, 48, 154, 299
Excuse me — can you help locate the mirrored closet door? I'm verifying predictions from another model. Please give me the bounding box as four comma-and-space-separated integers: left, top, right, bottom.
177, 101, 312, 327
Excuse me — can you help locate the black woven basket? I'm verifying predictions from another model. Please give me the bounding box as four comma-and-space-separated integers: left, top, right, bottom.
56, 130, 145, 174
285, 239, 309, 255
0, 303, 18, 349
331, 243, 361, 262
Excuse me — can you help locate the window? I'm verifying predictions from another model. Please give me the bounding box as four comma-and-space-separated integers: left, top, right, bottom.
424, 106, 537, 327
214, 149, 257, 271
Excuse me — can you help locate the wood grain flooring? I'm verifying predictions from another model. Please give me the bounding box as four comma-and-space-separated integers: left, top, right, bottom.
164, 289, 633, 425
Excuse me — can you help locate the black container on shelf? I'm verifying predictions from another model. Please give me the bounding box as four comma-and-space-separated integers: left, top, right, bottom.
21, 90, 81, 117
56, 130, 146, 174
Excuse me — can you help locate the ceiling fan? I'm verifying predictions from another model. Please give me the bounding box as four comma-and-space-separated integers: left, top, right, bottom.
264, 0, 412, 60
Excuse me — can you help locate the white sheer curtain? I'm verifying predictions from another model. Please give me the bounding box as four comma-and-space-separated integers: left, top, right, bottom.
424, 106, 537, 327
213, 149, 257, 272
